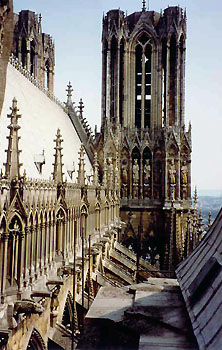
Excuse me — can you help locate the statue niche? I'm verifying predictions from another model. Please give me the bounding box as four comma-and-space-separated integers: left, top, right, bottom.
143, 159, 151, 198
121, 159, 128, 198
181, 161, 188, 199
168, 159, 176, 199
133, 159, 139, 198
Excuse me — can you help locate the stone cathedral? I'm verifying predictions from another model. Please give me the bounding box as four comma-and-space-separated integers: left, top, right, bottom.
0, 1, 204, 350
97, 4, 192, 269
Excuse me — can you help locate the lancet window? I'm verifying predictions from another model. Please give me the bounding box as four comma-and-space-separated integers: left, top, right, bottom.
119, 38, 124, 125
7, 217, 22, 287
169, 35, 176, 125
135, 33, 152, 129
162, 39, 167, 126
110, 36, 118, 122
30, 40, 36, 75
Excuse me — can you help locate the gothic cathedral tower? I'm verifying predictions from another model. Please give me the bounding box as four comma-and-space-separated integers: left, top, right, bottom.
100, 5, 192, 270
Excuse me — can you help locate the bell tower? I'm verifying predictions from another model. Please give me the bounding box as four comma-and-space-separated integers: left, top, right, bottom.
100, 5, 192, 270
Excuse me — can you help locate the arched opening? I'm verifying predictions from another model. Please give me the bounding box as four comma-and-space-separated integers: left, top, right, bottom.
135, 44, 142, 128
45, 59, 50, 90
135, 33, 152, 129
162, 38, 167, 126
44, 212, 48, 269
39, 212, 44, 273
34, 213, 38, 275
21, 38, 27, 68
29, 213, 34, 276
56, 209, 65, 256
30, 40, 36, 75
95, 204, 101, 231
132, 147, 141, 198
121, 151, 129, 198
103, 39, 108, 118
110, 36, 118, 122
179, 34, 185, 123
169, 35, 177, 125
27, 329, 46, 350
143, 147, 152, 198
144, 43, 152, 128
15, 39, 19, 59
7, 216, 22, 288
119, 38, 125, 125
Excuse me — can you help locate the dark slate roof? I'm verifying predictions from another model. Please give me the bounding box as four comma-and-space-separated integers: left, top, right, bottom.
176, 208, 222, 350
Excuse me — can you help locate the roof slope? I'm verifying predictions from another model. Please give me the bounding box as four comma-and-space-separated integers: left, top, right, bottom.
0, 63, 92, 180
176, 208, 222, 350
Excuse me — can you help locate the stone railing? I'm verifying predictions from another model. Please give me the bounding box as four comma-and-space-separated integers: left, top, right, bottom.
9, 54, 68, 113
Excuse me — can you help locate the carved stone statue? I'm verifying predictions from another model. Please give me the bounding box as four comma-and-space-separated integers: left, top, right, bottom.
169, 159, 176, 185
133, 159, 139, 198
133, 159, 139, 184
143, 159, 151, 198
107, 157, 113, 187
181, 161, 188, 199
181, 161, 188, 184
144, 159, 151, 185
121, 163, 128, 198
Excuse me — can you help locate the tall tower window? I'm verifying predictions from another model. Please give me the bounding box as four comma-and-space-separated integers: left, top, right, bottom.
110, 36, 118, 122
30, 40, 35, 75
162, 39, 167, 126
135, 45, 142, 128
119, 38, 124, 125
21, 38, 27, 68
144, 44, 152, 128
135, 34, 152, 129
169, 35, 176, 125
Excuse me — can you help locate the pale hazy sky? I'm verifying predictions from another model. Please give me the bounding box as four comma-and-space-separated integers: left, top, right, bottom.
14, 0, 222, 191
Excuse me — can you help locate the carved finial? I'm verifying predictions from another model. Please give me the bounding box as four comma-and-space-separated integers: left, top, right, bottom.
93, 152, 99, 186
208, 211, 212, 228
77, 144, 86, 186
39, 13, 42, 24
52, 129, 64, 184
78, 98, 84, 119
193, 186, 198, 206
4, 98, 23, 181
66, 81, 74, 107
142, 0, 146, 12
103, 159, 107, 187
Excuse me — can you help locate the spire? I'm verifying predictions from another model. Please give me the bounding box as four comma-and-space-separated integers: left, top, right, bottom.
208, 211, 212, 228
142, 0, 146, 12
103, 159, 107, 187
93, 152, 99, 186
38, 13, 42, 33
66, 81, 74, 107
4, 98, 23, 181
77, 144, 86, 186
78, 98, 84, 119
52, 129, 64, 184
193, 186, 198, 206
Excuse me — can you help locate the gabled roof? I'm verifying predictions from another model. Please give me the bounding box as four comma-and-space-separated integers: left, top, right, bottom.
0, 63, 92, 181
176, 208, 222, 350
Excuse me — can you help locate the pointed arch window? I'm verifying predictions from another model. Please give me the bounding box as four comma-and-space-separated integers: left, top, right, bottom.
110, 36, 118, 123
7, 217, 22, 288
21, 38, 27, 68
119, 38, 125, 125
135, 34, 152, 129
30, 40, 36, 75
